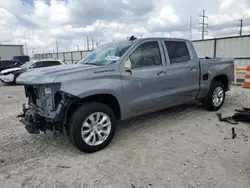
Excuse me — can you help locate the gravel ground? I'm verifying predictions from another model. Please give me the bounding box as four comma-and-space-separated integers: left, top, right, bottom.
0, 82, 250, 188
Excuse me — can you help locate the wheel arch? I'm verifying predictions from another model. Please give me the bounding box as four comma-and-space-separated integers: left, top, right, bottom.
65, 93, 121, 128
211, 74, 229, 91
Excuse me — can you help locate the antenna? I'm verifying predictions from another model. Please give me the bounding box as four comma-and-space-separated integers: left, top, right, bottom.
129, 36, 137, 41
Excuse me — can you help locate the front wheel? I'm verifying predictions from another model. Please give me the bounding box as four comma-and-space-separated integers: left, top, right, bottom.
202, 80, 226, 111
67, 102, 116, 153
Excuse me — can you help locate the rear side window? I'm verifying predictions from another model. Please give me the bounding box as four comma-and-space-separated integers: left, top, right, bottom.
43, 61, 62, 67
33, 61, 44, 68
164, 41, 190, 64
49, 61, 61, 66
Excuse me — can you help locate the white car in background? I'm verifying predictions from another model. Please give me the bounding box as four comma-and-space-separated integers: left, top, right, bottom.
0, 59, 65, 84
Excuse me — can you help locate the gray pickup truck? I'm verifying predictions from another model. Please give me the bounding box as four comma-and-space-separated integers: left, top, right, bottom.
17, 37, 234, 153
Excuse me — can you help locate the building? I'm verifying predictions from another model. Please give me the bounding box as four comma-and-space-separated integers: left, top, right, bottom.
0, 44, 24, 60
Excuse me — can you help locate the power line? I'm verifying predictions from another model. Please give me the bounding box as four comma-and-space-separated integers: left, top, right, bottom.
239, 19, 243, 36
199, 9, 208, 40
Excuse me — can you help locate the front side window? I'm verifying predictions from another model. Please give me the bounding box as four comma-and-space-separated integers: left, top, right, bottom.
20, 60, 36, 69
15, 61, 23, 66
129, 41, 162, 69
164, 41, 190, 64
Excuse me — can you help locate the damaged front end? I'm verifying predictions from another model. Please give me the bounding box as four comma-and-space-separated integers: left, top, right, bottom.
18, 83, 78, 134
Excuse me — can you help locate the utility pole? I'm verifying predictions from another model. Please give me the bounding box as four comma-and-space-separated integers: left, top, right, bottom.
91, 37, 94, 50
189, 16, 192, 40
25, 41, 28, 55
87, 37, 89, 51
239, 19, 243, 36
199, 9, 208, 40
77, 45, 79, 51
56, 40, 59, 59
56, 40, 59, 53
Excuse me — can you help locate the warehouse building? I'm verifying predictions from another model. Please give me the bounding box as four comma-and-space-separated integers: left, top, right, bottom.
0, 44, 24, 60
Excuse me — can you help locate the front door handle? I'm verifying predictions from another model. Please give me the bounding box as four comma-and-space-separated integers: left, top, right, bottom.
157, 71, 166, 75
190, 67, 197, 71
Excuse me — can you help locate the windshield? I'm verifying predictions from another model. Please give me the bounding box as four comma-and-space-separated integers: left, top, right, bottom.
77, 42, 131, 66
20, 60, 35, 69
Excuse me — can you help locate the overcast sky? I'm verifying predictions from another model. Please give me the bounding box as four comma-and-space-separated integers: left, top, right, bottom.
0, 0, 250, 54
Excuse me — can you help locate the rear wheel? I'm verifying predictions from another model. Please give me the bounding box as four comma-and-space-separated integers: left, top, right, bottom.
68, 102, 116, 153
203, 80, 226, 111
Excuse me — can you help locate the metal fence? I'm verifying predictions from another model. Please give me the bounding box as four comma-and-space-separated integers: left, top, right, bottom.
192, 35, 250, 68
34, 50, 92, 64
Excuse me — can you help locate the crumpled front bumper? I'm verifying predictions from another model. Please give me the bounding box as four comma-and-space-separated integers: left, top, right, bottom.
19, 104, 47, 134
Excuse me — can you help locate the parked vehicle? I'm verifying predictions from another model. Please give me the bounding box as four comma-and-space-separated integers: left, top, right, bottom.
0, 59, 65, 84
0, 60, 23, 72
16, 37, 234, 153
13, 55, 30, 64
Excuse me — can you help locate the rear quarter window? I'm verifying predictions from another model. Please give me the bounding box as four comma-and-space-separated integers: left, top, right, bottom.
44, 61, 62, 66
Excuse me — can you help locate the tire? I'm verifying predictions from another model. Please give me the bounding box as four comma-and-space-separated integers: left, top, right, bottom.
203, 80, 226, 111
67, 102, 117, 153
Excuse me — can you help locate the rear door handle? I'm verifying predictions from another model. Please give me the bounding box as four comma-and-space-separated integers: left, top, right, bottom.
190, 67, 197, 71
157, 71, 166, 75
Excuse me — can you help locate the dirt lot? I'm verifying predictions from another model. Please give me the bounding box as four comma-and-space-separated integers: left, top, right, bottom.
0, 82, 250, 188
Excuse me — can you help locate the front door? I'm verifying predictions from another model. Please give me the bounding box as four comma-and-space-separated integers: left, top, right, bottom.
120, 40, 168, 118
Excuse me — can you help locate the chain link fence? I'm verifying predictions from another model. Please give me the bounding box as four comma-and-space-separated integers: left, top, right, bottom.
34, 50, 92, 64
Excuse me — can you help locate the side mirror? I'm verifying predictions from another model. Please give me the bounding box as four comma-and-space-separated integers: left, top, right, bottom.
124, 58, 132, 69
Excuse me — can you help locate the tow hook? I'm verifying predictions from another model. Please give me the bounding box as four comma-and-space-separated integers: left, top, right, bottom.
16, 103, 28, 118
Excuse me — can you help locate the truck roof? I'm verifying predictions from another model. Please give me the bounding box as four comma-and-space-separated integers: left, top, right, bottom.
130, 37, 191, 42
33, 59, 61, 62
100, 37, 191, 48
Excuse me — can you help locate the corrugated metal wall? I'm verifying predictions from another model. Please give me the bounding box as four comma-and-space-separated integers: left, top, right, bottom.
193, 35, 250, 67
193, 40, 215, 58
0, 45, 24, 60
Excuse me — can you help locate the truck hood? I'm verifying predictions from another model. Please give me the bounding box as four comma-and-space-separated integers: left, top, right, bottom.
1, 67, 22, 74
16, 64, 98, 84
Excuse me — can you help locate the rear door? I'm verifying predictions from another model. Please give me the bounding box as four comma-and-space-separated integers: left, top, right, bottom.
161, 40, 200, 104
120, 40, 168, 117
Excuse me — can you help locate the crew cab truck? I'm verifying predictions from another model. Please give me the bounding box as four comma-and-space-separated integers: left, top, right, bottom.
16, 37, 234, 153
